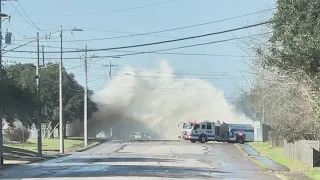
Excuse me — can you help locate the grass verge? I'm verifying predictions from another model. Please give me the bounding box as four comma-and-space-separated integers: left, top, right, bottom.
3, 137, 104, 165
5, 138, 84, 152
249, 142, 320, 180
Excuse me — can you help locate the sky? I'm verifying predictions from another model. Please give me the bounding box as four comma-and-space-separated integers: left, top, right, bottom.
1, 0, 276, 100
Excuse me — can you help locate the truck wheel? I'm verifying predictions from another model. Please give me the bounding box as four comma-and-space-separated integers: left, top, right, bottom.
236, 136, 245, 144
190, 140, 196, 143
199, 135, 207, 143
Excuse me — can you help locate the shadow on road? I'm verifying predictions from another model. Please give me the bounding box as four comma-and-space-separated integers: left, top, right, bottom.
3, 146, 60, 161
60, 157, 179, 163
1, 164, 228, 179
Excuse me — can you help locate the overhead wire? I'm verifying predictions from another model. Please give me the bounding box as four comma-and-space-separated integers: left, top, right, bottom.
86, 75, 252, 81
5, 22, 26, 37
87, 70, 252, 77
102, 32, 270, 58
72, 0, 179, 16
14, 0, 54, 33
16, 1, 40, 29
2, 29, 61, 55
2, 40, 35, 55
64, 8, 275, 42
4, 6, 317, 56
11, 8, 275, 43
5, 21, 273, 54
2, 52, 253, 60
9, 1, 38, 29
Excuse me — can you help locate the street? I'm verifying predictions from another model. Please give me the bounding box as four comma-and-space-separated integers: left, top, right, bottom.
0, 141, 279, 180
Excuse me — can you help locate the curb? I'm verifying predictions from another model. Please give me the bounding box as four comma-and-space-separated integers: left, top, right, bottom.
234, 144, 272, 170
235, 144, 309, 180
75, 140, 106, 152
274, 173, 293, 180
234, 144, 287, 179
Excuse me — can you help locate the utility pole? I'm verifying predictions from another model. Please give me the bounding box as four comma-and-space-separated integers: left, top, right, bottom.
0, 0, 11, 165
103, 61, 118, 81
58, 27, 83, 153
59, 28, 64, 154
84, 44, 88, 146
0, 0, 3, 165
36, 32, 42, 156
42, 45, 45, 66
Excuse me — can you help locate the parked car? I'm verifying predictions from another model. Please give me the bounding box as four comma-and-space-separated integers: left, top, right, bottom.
130, 132, 151, 140
131, 132, 142, 140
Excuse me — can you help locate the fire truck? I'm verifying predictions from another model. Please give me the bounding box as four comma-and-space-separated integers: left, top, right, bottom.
178, 120, 254, 144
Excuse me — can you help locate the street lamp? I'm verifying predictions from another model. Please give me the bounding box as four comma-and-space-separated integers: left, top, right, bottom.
71, 27, 83, 32
59, 27, 83, 154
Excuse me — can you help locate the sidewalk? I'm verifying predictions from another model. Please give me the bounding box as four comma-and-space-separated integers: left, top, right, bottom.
236, 144, 313, 180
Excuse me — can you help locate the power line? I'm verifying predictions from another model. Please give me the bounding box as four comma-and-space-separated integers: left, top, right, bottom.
2, 52, 253, 60
2, 30, 61, 55
86, 75, 252, 82
63, 32, 269, 58
5, 22, 26, 37
9, 1, 37, 29
71, 0, 178, 16
88, 71, 253, 78
16, 1, 39, 29
84, 85, 242, 91
6, 8, 319, 55
11, 8, 274, 43
1, 42, 255, 58
1, 32, 264, 68
83, 73, 253, 79
13, 0, 52, 33
69, 8, 274, 42
5, 20, 272, 54
2, 40, 35, 55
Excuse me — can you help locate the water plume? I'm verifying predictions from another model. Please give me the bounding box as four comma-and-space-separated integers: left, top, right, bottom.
90, 60, 252, 139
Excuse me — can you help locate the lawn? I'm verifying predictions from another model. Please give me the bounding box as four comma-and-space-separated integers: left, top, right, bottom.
2, 137, 101, 165
250, 142, 320, 180
4, 138, 99, 152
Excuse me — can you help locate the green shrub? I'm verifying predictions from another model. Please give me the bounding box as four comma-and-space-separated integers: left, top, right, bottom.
3, 128, 30, 142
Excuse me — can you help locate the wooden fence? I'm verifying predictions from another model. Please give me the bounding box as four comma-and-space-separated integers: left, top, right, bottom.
268, 131, 320, 167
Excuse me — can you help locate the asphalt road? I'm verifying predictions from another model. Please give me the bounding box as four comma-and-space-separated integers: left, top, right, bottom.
0, 141, 280, 180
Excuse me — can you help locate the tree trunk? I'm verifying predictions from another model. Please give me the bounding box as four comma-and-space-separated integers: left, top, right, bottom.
63, 122, 67, 139
50, 122, 55, 139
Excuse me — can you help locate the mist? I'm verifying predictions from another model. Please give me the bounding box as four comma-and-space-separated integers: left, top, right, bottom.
90, 60, 253, 139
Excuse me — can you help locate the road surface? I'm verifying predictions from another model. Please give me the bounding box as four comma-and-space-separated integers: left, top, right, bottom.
0, 141, 279, 180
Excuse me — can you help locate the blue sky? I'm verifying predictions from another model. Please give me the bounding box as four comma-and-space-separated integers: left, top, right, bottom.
2, 0, 276, 99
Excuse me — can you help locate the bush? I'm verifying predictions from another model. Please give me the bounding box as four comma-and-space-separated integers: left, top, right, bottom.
3, 128, 30, 142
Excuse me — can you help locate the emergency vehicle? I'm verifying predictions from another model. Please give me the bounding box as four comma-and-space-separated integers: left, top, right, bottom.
178, 120, 254, 144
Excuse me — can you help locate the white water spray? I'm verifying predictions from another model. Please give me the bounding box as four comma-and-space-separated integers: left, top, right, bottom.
91, 60, 252, 139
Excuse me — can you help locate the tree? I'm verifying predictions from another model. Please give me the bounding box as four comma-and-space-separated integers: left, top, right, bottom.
247, 66, 319, 142
0, 67, 36, 127
241, 0, 320, 142
267, 0, 320, 76
3, 62, 98, 136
